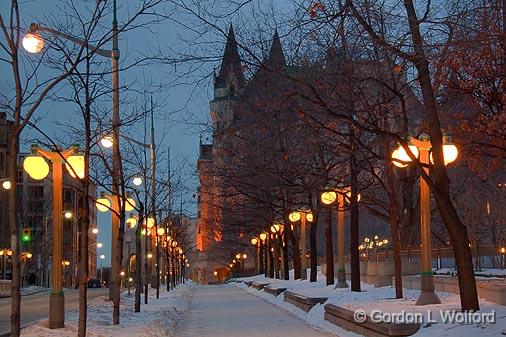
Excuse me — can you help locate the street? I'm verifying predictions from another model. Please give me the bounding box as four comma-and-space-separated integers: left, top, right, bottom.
0, 288, 108, 336
178, 285, 338, 337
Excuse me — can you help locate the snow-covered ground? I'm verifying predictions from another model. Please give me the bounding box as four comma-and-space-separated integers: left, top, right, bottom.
238, 272, 506, 337
21, 282, 196, 337
178, 284, 339, 337
435, 267, 506, 278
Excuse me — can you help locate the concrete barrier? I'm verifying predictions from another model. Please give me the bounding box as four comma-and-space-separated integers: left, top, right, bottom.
398, 275, 506, 306
284, 291, 328, 312
324, 304, 420, 337
263, 286, 287, 297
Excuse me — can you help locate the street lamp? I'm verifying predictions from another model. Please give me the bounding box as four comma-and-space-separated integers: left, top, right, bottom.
321, 185, 361, 288
288, 207, 313, 279
23, 144, 84, 328
391, 132, 458, 305
100, 135, 114, 148
22, 32, 45, 53
24, 3, 123, 321
132, 176, 143, 186
0, 179, 11, 190
99, 254, 105, 284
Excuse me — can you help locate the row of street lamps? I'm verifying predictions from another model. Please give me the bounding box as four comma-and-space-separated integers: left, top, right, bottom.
245, 132, 459, 306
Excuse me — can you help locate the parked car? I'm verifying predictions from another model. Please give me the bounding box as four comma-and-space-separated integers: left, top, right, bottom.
87, 278, 102, 288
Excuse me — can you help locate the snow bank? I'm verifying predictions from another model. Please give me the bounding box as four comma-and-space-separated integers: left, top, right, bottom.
21, 282, 196, 337
238, 273, 506, 337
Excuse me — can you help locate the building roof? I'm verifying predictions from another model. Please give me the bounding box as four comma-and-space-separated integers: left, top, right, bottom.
214, 25, 245, 89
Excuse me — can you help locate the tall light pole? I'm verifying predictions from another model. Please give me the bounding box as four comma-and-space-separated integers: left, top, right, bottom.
289, 208, 313, 280
321, 186, 361, 288
392, 132, 458, 305
23, 145, 84, 328
23, 0, 123, 323
250, 238, 260, 274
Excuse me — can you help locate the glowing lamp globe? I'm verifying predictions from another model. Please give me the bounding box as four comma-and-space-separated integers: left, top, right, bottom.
157, 227, 165, 236
251, 238, 258, 245
126, 216, 137, 228
259, 233, 267, 241
345, 191, 362, 202
100, 136, 113, 148
235, 253, 241, 259
26, 253, 33, 259
288, 211, 301, 222
23, 155, 49, 180
242, 253, 247, 259
321, 190, 336, 205
391, 144, 419, 168
2, 180, 11, 190
97, 242, 103, 248
430, 144, 458, 165
145, 217, 155, 229
22, 33, 44, 53
124, 196, 136, 212
96, 197, 111, 212
66, 154, 85, 179
64, 211, 73, 219
306, 212, 313, 222
132, 176, 142, 186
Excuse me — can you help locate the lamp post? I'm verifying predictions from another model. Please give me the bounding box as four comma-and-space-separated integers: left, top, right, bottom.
391, 132, 458, 305
289, 208, 313, 280
259, 233, 268, 276
270, 224, 284, 278
321, 186, 361, 288
500, 247, 505, 270
23, 145, 84, 328
24, 1, 123, 323
99, 254, 105, 284
96, 192, 136, 300
250, 238, 260, 275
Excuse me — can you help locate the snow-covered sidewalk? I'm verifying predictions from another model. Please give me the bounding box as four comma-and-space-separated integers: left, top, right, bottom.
21, 282, 196, 337
238, 273, 506, 337
177, 284, 339, 337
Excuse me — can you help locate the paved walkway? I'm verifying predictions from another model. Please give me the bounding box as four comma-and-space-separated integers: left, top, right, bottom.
178, 285, 338, 337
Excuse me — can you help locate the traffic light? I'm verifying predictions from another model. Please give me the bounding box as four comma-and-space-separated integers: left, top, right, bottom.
21, 228, 31, 242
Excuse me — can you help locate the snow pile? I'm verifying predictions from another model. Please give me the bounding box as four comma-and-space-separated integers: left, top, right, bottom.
21, 282, 196, 337
238, 273, 506, 337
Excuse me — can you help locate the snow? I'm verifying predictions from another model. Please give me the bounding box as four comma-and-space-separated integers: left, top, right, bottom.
238, 271, 506, 337
435, 267, 506, 279
178, 284, 340, 337
21, 282, 196, 337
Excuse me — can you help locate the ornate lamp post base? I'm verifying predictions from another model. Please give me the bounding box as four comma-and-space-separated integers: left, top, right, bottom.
416, 274, 441, 305
335, 268, 349, 288
48, 292, 65, 329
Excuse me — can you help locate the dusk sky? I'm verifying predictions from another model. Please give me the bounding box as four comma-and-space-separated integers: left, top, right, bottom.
0, 0, 292, 266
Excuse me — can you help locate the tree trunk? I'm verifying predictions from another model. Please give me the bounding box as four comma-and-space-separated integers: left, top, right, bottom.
268, 239, 274, 278
324, 206, 334, 286
282, 231, 289, 280
8, 137, 20, 337
134, 208, 144, 312
403, 0, 479, 310
310, 217, 318, 282
349, 140, 361, 292
289, 224, 301, 279
78, 188, 89, 337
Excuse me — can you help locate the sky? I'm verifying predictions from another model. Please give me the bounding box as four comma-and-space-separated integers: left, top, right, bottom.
0, 0, 293, 266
